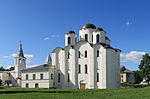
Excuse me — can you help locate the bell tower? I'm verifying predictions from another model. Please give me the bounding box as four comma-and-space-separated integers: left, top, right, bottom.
14, 42, 26, 79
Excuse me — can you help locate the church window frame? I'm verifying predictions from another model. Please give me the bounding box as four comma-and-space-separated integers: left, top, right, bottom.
26, 74, 28, 80
51, 74, 54, 79
67, 52, 70, 59
58, 73, 60, 82
78, 64, 81, 73
78, 51, 81, 58
97, 50, 99, 57
85, 64, 88, 74
33, 74, 36, 80
68, 73, 70, 82
68, 37, 71, 45
35, 83, 38, 88
26, 83, 29, 88
96, 34, 100, 43
97, 73, 99, 82
85, 51, 87, 58
40, 74, 43, 80
85, 34, 88, 42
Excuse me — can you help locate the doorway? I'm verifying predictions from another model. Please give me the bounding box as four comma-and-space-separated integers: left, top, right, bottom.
80, 83, 86, 89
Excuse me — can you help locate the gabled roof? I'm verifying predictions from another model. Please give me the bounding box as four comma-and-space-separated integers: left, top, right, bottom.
120, 66, 134, 73
21, 64, 50, 73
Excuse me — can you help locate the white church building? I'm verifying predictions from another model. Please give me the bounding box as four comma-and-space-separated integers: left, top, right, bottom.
0, 23, 121, 89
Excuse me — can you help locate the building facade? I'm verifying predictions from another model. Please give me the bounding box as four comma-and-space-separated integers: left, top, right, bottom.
0, 23, 121, 89
52, 23, 121, 89
120, 66, 135, 84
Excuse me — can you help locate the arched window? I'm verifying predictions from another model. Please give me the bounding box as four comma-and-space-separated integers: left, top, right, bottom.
85, 51, 87, 58
78, 64, 81, 73
96, 34, 100, 43
97, 73, 99, 82
97, 50, 99, 57
78, 51, 81, 58
85, 65, 88, 74
85, 34, 88, 42
68, 73, 70, 82
58, 73, 60, 82
68, 52, 70, 59
51, 74, 53, 79
68, 37, 71, 45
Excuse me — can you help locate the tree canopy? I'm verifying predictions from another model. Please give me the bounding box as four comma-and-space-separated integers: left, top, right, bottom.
139, 53, 150, 84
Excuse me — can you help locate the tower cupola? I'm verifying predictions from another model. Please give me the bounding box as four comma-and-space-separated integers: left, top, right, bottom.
65, 30, 77, 46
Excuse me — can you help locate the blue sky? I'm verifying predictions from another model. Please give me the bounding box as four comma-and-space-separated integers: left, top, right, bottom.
0, 0, 150, 70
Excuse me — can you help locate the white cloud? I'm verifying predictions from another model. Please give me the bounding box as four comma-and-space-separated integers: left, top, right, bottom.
50, 34, 60, 38
44, 37, 49, 40
126, 21, 132, 25
120, 51, 146, 63
6, 65, 14, 69
3, 56, 11, 58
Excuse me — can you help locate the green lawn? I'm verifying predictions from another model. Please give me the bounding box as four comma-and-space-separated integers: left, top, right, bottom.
0, 86, 150, 99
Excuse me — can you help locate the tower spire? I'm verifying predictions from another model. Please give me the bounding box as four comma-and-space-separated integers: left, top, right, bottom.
44, 54, 52, 65
17, 41, 24, 57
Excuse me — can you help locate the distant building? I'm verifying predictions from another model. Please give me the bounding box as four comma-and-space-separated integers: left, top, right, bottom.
120, 66, 135, 84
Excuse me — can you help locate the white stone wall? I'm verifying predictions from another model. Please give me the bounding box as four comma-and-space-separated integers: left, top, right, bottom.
21, 71, 49, 88
106, 49, 121, 88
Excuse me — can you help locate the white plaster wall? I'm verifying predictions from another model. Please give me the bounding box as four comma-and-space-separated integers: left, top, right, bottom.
74, 41, 93, 89
93, 31, 106, 44
65, 33, 77, 46
79, 29, 94, 43
21, 71, 49, 88
106, 49, 120, 88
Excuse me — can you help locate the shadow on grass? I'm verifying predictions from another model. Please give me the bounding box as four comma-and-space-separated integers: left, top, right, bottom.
0, 90, 73, 94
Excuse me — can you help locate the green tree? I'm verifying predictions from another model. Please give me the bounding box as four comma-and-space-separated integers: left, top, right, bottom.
9, 66, 14, 71
134, 70, 143, 84
0, 66, 5, 71
139, 53, 150, 84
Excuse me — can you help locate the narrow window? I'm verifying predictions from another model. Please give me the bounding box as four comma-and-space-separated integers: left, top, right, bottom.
58, 73, 60, 82
51, 74, 53, 79
122, 75, 123, 78
26, 74, 28, 80
122, 79, 123, 82
97, 50, 99, 57
68, 52, 70, 59
68, 73, 70, 82
33, 74, 35, 80
85, 65, 88, 74
26, 83, 29, 88
78, 64, 81, 73
40, 74, 43, 80
97, 73, 99, 82
78, 51, 81, 58
96, 34, 100, 43
85, 51, 87, 58
85, 34, 88, 41
35, 83, 38, 88
68, 37, 71, 45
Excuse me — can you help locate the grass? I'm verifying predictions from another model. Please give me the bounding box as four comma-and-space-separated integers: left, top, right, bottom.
0, 86, 150, 99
